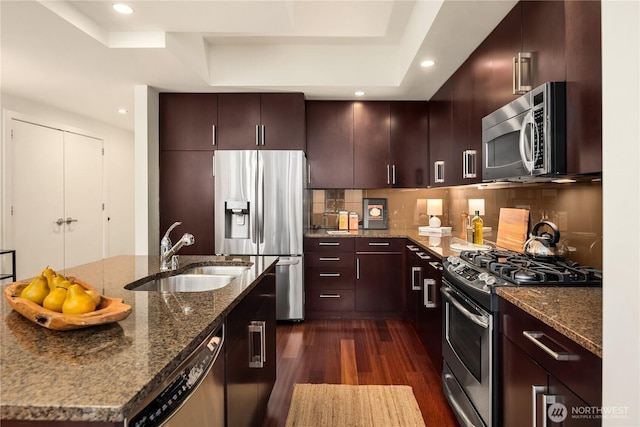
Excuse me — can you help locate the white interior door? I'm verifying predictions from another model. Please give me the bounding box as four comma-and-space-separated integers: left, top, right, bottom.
63, 132, 104, 268
12, 119, 65, 278
11, 119, 104, 279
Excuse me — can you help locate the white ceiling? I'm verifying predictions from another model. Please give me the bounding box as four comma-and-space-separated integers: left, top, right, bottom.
1, 0, 517, 132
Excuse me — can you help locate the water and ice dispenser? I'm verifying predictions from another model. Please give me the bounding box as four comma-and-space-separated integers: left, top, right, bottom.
224, 200, 250, 239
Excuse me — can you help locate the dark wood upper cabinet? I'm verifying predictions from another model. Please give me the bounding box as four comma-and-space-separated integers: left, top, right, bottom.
390, 101, 429, 188
260, 93, 306, 150
216, 93, 261, 150
564, 0, 602, 175
159, 150, 214, 254
428, 80, 453, 187
431, 0, 602, 184
159, 93, 217, 151
217, 93, 305, 150
353, 101, 391, 189
306, 101, 354, 189
522, 1, 566, 87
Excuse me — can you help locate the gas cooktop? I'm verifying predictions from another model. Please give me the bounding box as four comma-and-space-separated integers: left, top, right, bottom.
456, 249, 603, 287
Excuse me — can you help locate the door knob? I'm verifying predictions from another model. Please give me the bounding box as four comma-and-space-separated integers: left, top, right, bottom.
65, 217, 78, 224
55, 218, 65, 226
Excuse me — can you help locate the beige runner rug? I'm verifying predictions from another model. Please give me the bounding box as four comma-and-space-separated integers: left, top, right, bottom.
285, 383, 426, 427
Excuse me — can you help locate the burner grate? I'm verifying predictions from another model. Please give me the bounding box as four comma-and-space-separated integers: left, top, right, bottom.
458, 249, 602, 286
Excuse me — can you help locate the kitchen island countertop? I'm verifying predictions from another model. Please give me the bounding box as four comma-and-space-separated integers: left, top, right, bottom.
0, 254, 278, 423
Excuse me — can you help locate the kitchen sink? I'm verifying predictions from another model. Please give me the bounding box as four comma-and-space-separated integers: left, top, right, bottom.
125, 265, 250, 292
128, 274, 235, 292
181, 265, 250, 276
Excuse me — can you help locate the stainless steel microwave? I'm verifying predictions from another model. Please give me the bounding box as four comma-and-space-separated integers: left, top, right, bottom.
482, 82, 566, 182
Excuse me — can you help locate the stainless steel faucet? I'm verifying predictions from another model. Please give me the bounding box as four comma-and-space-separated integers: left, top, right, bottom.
160, 222, 195, 271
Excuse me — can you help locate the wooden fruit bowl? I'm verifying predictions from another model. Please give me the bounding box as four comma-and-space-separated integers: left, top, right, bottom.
3, 278, 132, 331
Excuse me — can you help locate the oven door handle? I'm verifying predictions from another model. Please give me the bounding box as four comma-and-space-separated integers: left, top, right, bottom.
442, 287, 489, 329
443, 373, 482, 427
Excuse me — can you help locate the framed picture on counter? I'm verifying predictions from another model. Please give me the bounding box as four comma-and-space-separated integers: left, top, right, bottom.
362, 198, 388, 230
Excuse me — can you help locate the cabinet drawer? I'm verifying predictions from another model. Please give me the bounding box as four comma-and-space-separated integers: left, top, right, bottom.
305, 267, 355, 290
355, 238, 404, 252
499, 297, 602, 406
305, 252, 354, 268
304, 237, 355, 252
306, 289, 355, 311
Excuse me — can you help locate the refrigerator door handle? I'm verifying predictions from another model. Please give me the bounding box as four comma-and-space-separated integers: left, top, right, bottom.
257, 153, 265, 244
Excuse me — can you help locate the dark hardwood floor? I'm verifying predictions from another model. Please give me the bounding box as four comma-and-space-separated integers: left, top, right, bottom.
261, 319, 459, 426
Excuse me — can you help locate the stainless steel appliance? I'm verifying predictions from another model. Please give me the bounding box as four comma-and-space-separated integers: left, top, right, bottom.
214, 150, 305, 320
442, 249, 602, 427
126, 324, 225, 426
482, 82, 566, 182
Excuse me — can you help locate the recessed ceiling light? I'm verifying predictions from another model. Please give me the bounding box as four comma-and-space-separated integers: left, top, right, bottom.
113, 4, 134, 14
420, 60, 436, 68
355, 91, 365, 97
116, 108, 128, 114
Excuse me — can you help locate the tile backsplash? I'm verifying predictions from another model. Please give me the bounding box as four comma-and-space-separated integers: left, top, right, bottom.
309, 180, 602, 269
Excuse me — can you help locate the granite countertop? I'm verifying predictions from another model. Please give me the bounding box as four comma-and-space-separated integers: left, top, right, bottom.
0, 254, 278, 423
304, 228, 461, 259
305, 228, 603, 358
497, 286, 602, 358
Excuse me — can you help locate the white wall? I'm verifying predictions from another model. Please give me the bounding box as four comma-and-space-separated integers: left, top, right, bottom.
602, 1, 640, 425
0, 93, 135, 258
133, 85, 159, 256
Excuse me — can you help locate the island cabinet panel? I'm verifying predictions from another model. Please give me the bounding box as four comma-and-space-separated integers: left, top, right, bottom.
159, 150, 214, 255
305, 101, 354, 188
353, 101, 391, 189
390, 101, 429, 188
216, 93, 305, 150
499, 296, 602, 427
159, 93, 218, 151
226, 267, 276, 427
354, 238, 405, 316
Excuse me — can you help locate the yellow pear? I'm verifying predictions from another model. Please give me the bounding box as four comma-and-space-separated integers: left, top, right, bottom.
42, 266, 56, 291
84, 289, 102, 307
62, 284, 96, 314
51, 273, 67, 289
57, 279, 72, 290
42, 286, 68, 312
20, 274, 50, 305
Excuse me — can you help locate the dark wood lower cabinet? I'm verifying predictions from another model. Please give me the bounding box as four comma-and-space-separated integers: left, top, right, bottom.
501, 334, 551, 426
355, 252, 403, 313
226, 268, 276, 427
500, 297, 602, 427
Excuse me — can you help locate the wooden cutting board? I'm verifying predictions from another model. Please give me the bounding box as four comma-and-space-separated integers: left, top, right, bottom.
496, 208, 530, 252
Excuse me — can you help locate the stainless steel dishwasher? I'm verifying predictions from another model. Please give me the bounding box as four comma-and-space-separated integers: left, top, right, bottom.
126, 324, 225, 427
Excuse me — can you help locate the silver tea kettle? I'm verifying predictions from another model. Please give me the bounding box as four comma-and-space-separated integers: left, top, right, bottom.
523, 221, 561, 256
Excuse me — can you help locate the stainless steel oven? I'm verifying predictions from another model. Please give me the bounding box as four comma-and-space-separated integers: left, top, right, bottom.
442, 280, 494, 427
441, 249, 602, 427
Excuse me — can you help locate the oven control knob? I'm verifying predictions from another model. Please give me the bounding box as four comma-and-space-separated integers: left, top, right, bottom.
447, 256, 460, 265
478, 272, 497, 285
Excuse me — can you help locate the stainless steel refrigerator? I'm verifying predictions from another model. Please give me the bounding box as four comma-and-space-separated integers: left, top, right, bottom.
214, 150, 306, 320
